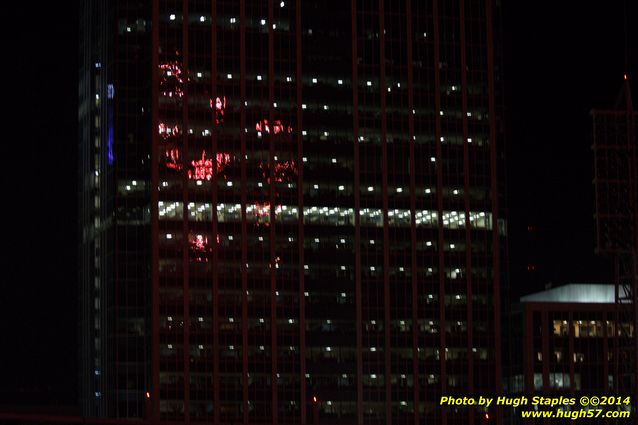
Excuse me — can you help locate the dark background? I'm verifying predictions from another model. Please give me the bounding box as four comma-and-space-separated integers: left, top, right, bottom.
0, 0, 635, 412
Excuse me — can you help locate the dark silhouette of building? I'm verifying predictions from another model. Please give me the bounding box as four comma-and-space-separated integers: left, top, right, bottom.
79, 1, 507, 424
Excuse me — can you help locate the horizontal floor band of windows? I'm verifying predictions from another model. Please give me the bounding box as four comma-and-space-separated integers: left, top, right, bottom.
157, 202, 495, 228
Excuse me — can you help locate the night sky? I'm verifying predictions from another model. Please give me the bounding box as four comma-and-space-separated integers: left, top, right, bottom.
1, 0, 635, 413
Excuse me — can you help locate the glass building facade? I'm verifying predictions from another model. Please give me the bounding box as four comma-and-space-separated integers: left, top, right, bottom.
80, 0, 507, 424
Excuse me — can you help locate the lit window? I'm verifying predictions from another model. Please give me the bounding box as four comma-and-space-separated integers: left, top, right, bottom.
323, 105, 329, 110
440, 136, 445, 142
273, 102, 278, 108
227, 74, 232, 79
338, 185, 345, 191
302, 157, 308, 162
426, 241, 432, 246
196, 72, 202, 78
366, 81, 372, 86
302, 104, 307, 109
200, 16, 205, 22
286, 76, 292, 82
260, 19, 266, 25
230, 17, 236, 23
302, 130, 307, 135
280, 1, 285, 7
368, 186, 373, 191
338, 79, 343, 85
467, 138, 472, 143
169, 14, 176, 20
312, 78, 317, 83
257, 75, 262, 80
166, 233, 172, 239
430, 157, 436, 162
396, 187, 403, 193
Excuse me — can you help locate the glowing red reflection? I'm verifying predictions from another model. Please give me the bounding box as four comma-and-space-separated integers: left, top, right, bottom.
254, 202, 271, 227
255, 119, 292, 135
189, 234, 211, 262
259, 160, 297, 184
159, 61, 185, 98
187, 150, 232, 181
158, 122, 180, 139
210, 96, 226, 124
165, 148, 182, 171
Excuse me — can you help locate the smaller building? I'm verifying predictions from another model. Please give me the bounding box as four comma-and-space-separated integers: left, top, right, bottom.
505, 284, 634, 422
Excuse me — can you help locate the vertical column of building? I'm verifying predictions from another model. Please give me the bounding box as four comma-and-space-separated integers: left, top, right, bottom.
431, 2, 447, 423
458, 2, 475, 422
485, 0, 503, 408
350, 1, 363, 423
377, 2, 392, 424
405, 2, 419, 425
210, 2, 222, 424
239, 2, 249, 423
150, 0, 160, 419
408, 1, 439, 421
180, 2, 191, 421
295, 2, 307, 423
266, 3, 279, 423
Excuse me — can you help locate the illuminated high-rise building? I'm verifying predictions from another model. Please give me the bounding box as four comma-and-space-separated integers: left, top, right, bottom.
79, 1, 507, 424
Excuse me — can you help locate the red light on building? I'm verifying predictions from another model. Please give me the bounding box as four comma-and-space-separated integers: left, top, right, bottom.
158, 122, 180, 139
259, 160, 298, 184
190, 234, 212, 262
159, 61, 185, 98
210, 96, 226, 124
255, 119, 292, 135
187, 150, 232, 181
165, 148, 182, 171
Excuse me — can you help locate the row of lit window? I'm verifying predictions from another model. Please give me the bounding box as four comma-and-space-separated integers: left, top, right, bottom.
552, 320, 635, 338
158, 201, 492, 229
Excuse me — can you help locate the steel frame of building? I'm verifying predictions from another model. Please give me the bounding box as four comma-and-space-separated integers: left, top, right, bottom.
592, 78, 638, 424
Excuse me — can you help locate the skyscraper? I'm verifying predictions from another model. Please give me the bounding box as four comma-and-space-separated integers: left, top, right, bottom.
79, 1, 507, 424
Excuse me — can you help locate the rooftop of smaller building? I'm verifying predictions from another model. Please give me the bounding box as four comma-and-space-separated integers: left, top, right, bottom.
520, 284, 624, 304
